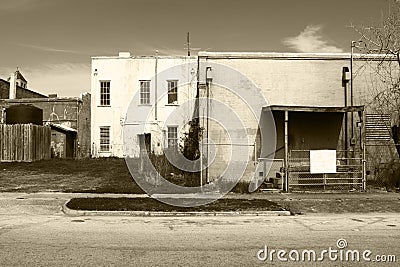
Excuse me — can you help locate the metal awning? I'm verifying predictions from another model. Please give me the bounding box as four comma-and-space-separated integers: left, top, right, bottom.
49, 123, 77, 133
263, 105, 364, 113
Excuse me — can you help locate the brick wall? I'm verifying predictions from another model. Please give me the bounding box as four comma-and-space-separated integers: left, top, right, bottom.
0, 96, 91, 159
0, 79, 47, 99
77, 93, 91, 158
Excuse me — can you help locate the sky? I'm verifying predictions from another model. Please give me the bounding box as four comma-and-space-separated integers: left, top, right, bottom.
0, 0, 395, 96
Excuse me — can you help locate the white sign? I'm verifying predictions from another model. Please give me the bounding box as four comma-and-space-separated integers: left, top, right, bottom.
310, 150, 336, 174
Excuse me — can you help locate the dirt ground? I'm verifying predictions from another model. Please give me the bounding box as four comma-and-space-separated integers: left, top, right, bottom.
256, 191, 400, 214
0, 158, 144, 194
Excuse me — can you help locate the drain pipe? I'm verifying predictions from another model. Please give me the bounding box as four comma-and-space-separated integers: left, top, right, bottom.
155, 50, 158, 122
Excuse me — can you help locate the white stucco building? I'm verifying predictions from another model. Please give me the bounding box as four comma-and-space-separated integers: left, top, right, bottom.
91, 52, 197, 158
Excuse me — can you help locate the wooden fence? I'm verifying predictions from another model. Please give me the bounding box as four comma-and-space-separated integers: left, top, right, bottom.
0, 124, 51, 162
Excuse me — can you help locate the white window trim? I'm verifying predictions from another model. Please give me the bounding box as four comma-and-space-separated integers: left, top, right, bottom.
99, 80, 111, 107
139, 80, 151, 105
99, 126, 111, 152
167, 80, 178, 105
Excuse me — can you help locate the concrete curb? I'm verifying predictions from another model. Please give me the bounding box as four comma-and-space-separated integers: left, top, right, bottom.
62, 202, 291, 217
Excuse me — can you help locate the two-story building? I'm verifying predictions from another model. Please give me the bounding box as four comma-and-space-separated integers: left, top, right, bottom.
91, 52, 198, 158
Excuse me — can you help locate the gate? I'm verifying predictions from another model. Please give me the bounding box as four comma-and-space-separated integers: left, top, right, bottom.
288, 150, 364, 191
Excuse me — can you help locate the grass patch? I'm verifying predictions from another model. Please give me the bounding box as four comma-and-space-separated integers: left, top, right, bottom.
66, 197, 286, 212
0, 158, 144, 194
0, 158, 259, 194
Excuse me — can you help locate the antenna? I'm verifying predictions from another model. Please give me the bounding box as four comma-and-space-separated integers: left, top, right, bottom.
186, 32, 190, 56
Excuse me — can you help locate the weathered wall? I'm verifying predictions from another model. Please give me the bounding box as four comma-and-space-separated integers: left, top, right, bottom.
91, 52, 396, 183
197, 52, 391, 182
0, 96, 91, 158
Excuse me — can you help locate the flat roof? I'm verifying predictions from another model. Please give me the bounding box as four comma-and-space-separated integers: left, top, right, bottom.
91, 51, 397, 61
92, 55, 197, 60
198, 51, 395, 61
264, 105, 364, 113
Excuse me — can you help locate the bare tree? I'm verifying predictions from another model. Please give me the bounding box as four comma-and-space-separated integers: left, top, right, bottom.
349, 1, 400, 188
351, 0, 400, 156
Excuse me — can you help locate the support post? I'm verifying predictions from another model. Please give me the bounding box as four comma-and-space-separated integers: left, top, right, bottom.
344, 84, 348, 160
284, 111, 289, 192
362, 110, 367, 191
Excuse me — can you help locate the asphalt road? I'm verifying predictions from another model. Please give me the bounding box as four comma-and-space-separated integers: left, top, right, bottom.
0, 193, 399, 266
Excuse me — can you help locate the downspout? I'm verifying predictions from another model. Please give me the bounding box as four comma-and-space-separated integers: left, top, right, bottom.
197, 55, 202, 188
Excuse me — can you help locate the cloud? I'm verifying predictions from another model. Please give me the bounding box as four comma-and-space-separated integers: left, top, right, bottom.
283, 25, 343, 53
17, 43, 81, 55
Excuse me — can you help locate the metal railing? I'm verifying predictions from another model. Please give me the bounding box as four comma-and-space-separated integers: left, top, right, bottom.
288, 150, 363, 191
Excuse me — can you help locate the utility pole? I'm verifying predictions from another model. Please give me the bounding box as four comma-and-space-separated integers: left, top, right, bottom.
205, 67, 212, 184
186, 32, 191, 56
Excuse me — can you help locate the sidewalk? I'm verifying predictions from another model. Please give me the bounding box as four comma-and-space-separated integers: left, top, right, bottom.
0, 191, 399, 216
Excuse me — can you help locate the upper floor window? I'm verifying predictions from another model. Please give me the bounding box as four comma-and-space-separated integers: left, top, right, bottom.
140, 80, 150, 105
100, 81, 111, 106
167, 80, 178, 104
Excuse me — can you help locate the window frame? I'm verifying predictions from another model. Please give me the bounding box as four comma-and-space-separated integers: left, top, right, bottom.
100, 80, 111, 106
167, 80, 178, 104
99, 126, 111, 152
167, 126, 178, 148
139, 80, 151, 105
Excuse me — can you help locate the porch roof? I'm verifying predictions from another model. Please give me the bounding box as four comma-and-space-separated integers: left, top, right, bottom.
263, 105, 364, 113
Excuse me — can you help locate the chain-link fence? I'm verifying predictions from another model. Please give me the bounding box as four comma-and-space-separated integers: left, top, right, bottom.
288, 150, 363, 191
368, 160, 400, 189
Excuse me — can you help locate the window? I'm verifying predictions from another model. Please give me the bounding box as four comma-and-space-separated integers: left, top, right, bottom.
100, 126, 111, 152
167, 126, 178, 148
167, 80, 178, 104
140, 80, 150, 105
100, 81, 110, 106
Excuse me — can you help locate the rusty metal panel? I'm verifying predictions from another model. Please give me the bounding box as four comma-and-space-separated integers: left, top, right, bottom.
365, 114, 392, 143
